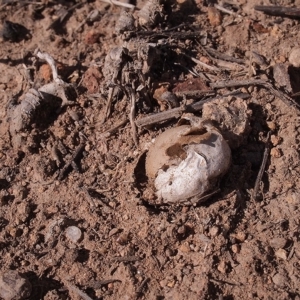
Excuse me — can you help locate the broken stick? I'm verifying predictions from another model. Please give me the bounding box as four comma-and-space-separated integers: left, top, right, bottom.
252, 132, 271, 201
58, 142, 85, 180
210, 79, 300, 109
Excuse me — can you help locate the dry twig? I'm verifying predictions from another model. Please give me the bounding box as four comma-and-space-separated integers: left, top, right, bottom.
210, 78, 300, 109
58, 141, 85, 180
126, 87, 139, 146
98, 118, 128, 138
255, 5, 300, 18
99, 0, 135, 9
112, 256, 141, 262
64, 280, 94, 300
136, 278, 150, 299
214, 3, 242, 17
181, 52, 220, 72
252, 132, 271, 200
135, 95, 221, 127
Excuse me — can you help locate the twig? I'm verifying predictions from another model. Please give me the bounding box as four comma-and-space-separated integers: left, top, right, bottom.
204, 47, 245, 64
34, 48, 63, 84
252, 132, 271, 201
58, 142, 85, 180
86, 187, 112, 207
99, 0, 135, 9
214, 3, 242, 17
213, 59, 245, 71
209, 277, 241, 286
135, 106, 184, 127
64, 280, 94, 300
104, 87, 115, 122
210, 78, 266, 89
112, 256, 141, 262
135, 89, 251, 127
210, 78, 300, 109
76, 9, 100, 32
98, 118, 128, 138
287, 246, 295, 261
181, 52, 220, 72
136, 278, 149, 299
174, 89, 215, 98
254, 5, 300, 18
126, 87, 138, 146
135, 95, 221, 127
133, 30, 205, 40
91, 279, 122, 289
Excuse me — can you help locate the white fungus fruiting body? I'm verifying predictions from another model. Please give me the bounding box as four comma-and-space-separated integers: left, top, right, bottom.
146, 123, 231, 204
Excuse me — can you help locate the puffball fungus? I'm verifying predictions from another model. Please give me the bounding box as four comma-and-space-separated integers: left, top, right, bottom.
146, 121, 231, 204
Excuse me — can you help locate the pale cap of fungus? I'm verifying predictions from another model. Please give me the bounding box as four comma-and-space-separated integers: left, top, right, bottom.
146, 121, 231, 204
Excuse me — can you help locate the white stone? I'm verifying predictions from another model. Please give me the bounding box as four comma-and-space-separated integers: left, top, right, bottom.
65, 226, 82, 243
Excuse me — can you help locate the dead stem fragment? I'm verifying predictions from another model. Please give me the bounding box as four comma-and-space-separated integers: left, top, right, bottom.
135, 95, 222, 127
58, 142, 85, 180
204, 47, 245, 64
98, 118, 128, 138
112, 256, 141, 262
91, 279, 122, 289
181, 52, 220, 72
254, 5, 300, 18
64, 280, 94, 300
210, 79, 300, 109
127, 86, 139, 146
99, 0, 135, 9
252, 132, 271, 201
136, 277, 150, 299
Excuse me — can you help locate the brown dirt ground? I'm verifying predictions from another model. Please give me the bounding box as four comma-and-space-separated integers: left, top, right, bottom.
0, 0, 300, 299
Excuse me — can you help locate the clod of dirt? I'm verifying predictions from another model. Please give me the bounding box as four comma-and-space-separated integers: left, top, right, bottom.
273, 63, 292, 92
84, 29, 101, 44
153, 85, 179, 110
137, 0, 166, 28
102, 47, 126, 82
207, 7, 222, 27
65, 226, 82, 243
275, 248, 287, 260
115, 10, 135, 34
269, 237, 287, 249
201, 96, 251, 149
0, 270, 32, 300
146, 120, 231, 204
272, 273, 288, 288
82, 66, 103, 94
289, 47, 300, 68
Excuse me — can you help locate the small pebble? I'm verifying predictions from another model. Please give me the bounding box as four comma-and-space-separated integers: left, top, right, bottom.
275, 248, 287, 260
84, 29, 100, 44
289, 47, 300, 68
179, 242, 190, 253
231, 244, 240, 254
270, 135, 282, 146
0, 270, 32, 300
217, 260, 227, 274
65, 226, 82, 243
235, 232, 246, 242
272, 273, 287, 288
209, 226, 219, 237
269, 237, 287, 249
270, 147, 282, 158
207, 7, 222, 26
